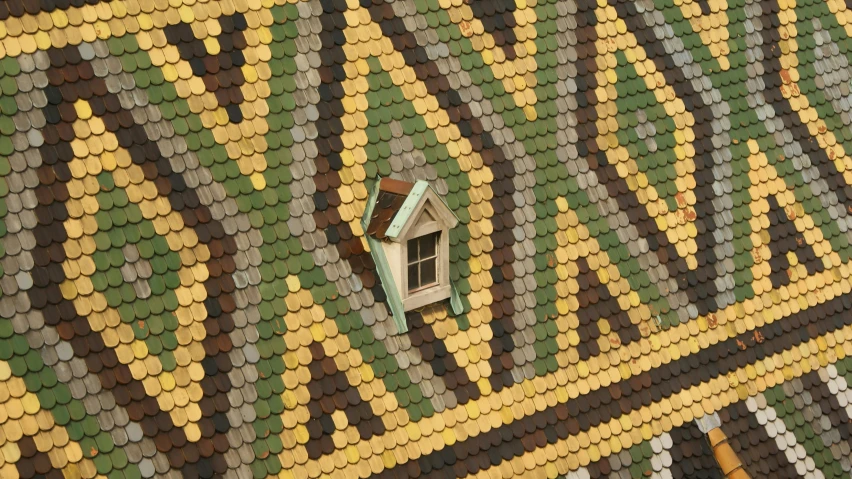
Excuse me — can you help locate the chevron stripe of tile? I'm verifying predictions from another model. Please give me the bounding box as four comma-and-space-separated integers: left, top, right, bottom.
30, 43, 260, 478
775, 0, 852, 192
549, 196, 655, 383
747, 394, 827, 478
0, 360, 106, 479
272, 274, 399, 479
547, 0, 695, 343
14, 47, 197, 477
625, 0, 744, 317
140, 10, 274, 191
0, 58, 176, 479
57, 117, 211, 442
324, 237, 852, 477
366, 0, 562, 393
269, 3, 452, 474
96, 47, 268, 479
589, 2, 708, 324
744, 139, 838, 296
677, 0, 731, 70
410, 313, 852, 478
440, 0, 540, 120
554, 0, 697, 333
724, 0, 852, 265
5, 0, 852, 477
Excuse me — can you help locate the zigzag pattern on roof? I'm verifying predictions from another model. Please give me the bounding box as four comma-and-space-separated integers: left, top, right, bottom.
0, 0, 852, 477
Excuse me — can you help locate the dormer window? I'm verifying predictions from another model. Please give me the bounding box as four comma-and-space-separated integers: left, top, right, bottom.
408, 232, 439, 292
361, 178, 462, 333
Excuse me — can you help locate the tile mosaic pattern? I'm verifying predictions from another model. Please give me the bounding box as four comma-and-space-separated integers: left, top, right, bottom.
3, 0, 852, 477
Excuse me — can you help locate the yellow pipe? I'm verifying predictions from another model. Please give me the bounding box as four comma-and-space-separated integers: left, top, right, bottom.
708, 428, 752, 479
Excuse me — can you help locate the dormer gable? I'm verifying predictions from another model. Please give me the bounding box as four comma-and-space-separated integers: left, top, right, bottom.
361, 178, 461, 334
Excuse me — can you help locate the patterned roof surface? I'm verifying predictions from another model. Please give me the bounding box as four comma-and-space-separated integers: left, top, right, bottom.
364, 178, 412, 239
1, 0, 852, 476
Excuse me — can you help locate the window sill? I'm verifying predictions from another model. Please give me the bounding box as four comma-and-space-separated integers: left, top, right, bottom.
402, 284, 451, 311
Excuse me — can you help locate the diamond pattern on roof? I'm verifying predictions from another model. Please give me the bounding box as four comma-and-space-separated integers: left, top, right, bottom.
1, 0, 852, 477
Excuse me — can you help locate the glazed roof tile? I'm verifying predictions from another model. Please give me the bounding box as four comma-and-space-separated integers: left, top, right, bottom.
0, 0, 851, 477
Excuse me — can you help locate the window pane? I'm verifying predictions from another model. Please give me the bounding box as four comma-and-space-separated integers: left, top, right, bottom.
420, 232, 437, 258
420, 258, 436, 286
407, 238, 418, 263
408, 263, 419, 290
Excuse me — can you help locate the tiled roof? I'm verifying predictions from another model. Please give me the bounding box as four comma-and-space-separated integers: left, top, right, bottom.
364, 179, 413, 239
2, 0, 852, 477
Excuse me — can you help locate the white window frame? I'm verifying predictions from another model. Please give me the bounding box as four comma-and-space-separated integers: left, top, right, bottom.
383, 198, 453, 311
407, 231, 440, 293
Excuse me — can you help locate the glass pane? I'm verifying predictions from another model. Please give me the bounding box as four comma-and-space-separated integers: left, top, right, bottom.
420, 232, 437, 258
421, 258, 436, 286
408, 263, 419, 290
407, 238, 418, 263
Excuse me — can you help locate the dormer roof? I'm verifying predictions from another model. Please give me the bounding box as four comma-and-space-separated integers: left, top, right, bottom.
362, 178, 459, 241
360, 178, 463, 334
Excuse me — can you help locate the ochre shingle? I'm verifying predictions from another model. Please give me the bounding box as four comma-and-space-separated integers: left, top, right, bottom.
0, 0, 851, 477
